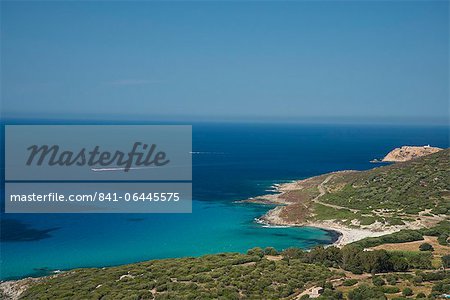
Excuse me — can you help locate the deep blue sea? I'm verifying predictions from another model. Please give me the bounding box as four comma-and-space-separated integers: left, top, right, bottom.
1, 123, 448, 280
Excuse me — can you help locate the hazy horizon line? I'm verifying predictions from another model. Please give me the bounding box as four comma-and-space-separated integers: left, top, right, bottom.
1, 113, 449, 127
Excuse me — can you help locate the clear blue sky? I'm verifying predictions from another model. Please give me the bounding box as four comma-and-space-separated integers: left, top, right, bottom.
1, 1, 448, 124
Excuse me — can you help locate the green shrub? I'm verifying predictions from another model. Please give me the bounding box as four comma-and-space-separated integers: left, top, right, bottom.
432, 281, 450, 293
281, 247, 305, 260
419, 243, 434, 252
372, 276, 386, 287
389, 251, 432, 270
343, 279, 358, 286
437, 233, 449, 246
419, 271, 446, 282
353, 230, 424, 249
347, 284, 386, 300
264, 247, 279, 256
318, 288, 343, 299
247, 247, 264, 258
413, 275, 424, 285
402, 287, 413, 296
385, 274, 398, 285
382, 286, 400, 294
442, 255, 450, 268
387, 218, 406, 226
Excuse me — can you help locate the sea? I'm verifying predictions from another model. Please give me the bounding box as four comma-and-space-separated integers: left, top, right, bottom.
0, 122, 448, 280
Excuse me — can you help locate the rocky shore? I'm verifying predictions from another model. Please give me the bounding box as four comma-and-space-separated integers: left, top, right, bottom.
243, 169, 438, 247
254, 199, 400, 247
381, 145, 442, 162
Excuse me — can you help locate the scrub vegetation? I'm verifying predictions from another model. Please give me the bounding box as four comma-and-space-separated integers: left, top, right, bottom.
320, 149, 449, 218
18, 223, 449, 300
8, 150, 449, 300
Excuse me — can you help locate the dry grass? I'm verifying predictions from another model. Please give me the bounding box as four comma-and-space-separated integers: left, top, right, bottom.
333, 273, 435, 300
370, 236, 450, 256
265, 255, 283, 261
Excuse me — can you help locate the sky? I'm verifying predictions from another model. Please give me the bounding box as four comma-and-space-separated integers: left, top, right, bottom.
1, 1, 449, 124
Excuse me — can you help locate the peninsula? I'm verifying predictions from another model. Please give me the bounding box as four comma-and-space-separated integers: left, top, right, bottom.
244, 148, 449, 245
381, 145, 442, 162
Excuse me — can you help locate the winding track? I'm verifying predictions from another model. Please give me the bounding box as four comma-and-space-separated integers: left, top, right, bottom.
312, 174, 360, 213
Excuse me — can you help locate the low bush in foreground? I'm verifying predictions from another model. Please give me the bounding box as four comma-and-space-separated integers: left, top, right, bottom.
347, 285, 386, 300
419, 242, 434, 252
382, 286, 400, 294
402, 287, 413, 296
343, 279, 358, 286
21, 252, 334, 300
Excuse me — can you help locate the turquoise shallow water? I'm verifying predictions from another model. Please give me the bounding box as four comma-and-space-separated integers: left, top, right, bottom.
0, 201, 336, 280
1, 123, 448, 280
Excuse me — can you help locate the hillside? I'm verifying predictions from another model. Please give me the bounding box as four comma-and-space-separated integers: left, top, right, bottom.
321, 148, 449, 215
2, 223, 449, 300
3, 252, 336, 299
248, 149, 449, 237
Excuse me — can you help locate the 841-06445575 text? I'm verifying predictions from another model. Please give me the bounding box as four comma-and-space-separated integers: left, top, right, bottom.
9, 192, 181, 202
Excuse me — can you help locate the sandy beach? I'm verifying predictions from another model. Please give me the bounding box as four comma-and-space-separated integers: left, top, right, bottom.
257, 205, 399, 247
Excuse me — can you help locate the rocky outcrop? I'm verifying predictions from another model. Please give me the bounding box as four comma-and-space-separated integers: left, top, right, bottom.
382, 145, 442, 162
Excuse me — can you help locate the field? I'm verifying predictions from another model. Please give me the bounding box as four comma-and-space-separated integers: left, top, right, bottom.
371, 236, 450, 256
